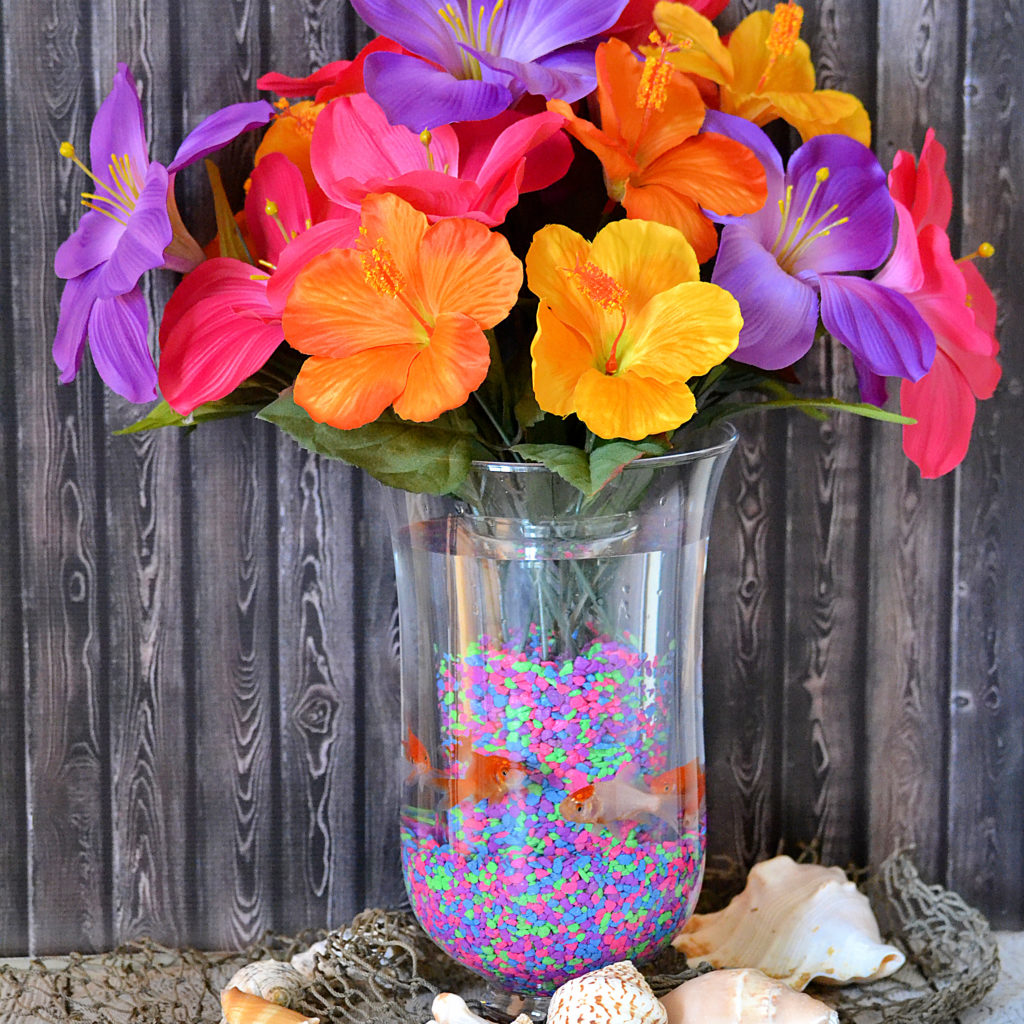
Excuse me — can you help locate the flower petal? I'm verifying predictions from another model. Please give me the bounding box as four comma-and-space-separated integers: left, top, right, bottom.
765, 89, 871, 146
417, 216, 523, 327
701, 110, 784, 224
294, 348, 414, 429
816, 272, 935, 380
900, 352, 976, 478
622, 182, 719, 264
362, 51, 513, 131
873, 200, 925, 294
158, 276, 284, 415
265, 214, 361, 313
53, 270, 100, 383
491, 0, 628, 60
472, 44, 599, 103
350, 0, 463, 68
245, 152, 313, 264
96, 161, 173, 298
88, 287, 158, 402
169, 100, 275, 172
786, 134, 894, 274
625, 281, 741, 380
54, 210, 123, 279
573, 368, 697, 440
393, 312, 491, 421
589, 218, 700, 298
90, 64, 149, 188
531, 306, 597, 418
711, 223, 819, 369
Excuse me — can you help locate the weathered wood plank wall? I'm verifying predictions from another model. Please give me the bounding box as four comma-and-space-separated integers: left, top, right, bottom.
0, 0, 1020, 955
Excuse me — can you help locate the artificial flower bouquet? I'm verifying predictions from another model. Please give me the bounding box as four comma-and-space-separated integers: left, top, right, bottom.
54, 0, 1001, 498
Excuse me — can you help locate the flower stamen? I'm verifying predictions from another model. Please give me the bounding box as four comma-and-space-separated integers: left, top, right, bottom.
358, 227, 432, 332
564, 259, 629, 374
60, 141, 141, 223
957, 241, 995, 264
756, 2, 804, 93
420, 129, 436, 172
772, 167, 847, 271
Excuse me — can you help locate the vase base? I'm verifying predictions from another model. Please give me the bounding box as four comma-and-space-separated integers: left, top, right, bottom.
473, 987, 550, 1022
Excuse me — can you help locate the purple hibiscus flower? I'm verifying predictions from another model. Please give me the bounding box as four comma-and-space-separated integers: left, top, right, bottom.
350, 0, 629, 131
708, 116, 935, 386
54, 63, 274, 402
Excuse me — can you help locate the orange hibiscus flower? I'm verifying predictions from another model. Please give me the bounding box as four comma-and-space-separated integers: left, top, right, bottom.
549, 37, 766, 263
526, 218, 742, 440
282, 192, 522, 429
652, 1, 871, 145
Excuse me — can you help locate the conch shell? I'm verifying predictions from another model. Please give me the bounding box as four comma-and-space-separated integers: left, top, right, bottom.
427, 992, 531, 1024
221, 987, 320, 1024
674, 856, 905, 990
660, 968, 839, 1024
223, 960, 306, 1005
289, 940, 327, 978
547, 961, 667, 1024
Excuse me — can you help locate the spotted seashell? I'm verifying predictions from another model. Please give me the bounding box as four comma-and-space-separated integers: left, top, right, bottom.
674, 856, 906, 990
547, 961, 667, 1024
223, 960, 305, 1006
660, 968, 839, 1024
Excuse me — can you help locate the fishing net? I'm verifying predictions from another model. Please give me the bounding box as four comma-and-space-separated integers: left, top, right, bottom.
0, 851, 999, 1024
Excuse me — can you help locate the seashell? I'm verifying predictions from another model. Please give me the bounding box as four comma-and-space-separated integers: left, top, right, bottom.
289, 940, 327, 978
660, 968, 839, 1024
547, 960, 667, 1024
673, 856, 906, 990
221, 987, 320, 1024
427, 993, 531, 1024
223, 960, 306, 1006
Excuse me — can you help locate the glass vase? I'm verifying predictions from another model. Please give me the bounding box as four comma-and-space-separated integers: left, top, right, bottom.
381, 423, 737, 995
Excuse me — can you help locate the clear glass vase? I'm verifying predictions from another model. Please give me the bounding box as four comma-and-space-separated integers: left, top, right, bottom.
381, 423, 737, 995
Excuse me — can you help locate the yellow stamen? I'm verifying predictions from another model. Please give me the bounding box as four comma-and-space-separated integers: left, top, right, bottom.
756, 2, 804, 92
360, 230, 406, 298
60, 140, 141, 222
636, 31, 676, 114
772, 166, 830, 264
958, 241, 995, 263
420, 129, 436, 172
564, 260, 629, 374
263, 199, 294, 244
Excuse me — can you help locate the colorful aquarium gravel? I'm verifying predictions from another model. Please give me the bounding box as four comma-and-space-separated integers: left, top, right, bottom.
400, 633, 705, 992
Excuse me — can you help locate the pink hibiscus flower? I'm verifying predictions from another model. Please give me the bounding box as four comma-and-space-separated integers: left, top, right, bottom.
872, 129, 1000, 477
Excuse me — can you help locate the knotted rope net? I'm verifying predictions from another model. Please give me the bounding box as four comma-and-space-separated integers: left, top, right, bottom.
0, 851, 999, 1024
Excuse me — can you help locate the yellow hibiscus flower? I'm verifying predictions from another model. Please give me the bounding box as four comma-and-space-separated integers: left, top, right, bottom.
652, 1, 871, 145
525, 219, 742, 440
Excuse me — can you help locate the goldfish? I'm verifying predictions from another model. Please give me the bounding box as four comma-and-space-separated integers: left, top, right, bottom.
644, 758, 706, 823
402, 726, 433, 783
437, 748, 527, 809
559, 762, 678, 830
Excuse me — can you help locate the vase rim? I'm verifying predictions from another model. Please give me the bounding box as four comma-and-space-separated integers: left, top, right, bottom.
470, 421, 739, 474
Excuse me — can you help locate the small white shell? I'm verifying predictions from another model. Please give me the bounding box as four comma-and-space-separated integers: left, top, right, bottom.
547, 960, 668, 1024
223, 960, 306, 1006
427, 994, 531, 1024
221, 987, 320, 1024
673, 856, 905, 990
660, 968, 839, 1024
290, 940, 328, 978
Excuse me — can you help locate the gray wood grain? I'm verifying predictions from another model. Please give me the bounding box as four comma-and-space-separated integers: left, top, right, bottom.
0, 0, 1021, 957
866, 0, 966, 887
946, 0, 1024, 928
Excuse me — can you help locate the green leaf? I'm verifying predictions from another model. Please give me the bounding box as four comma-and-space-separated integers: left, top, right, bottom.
688, 396, 916, 429
259, 392, 489, 494
115, 393, 269, 434
204, 159, 250, 263
513, 439, 666, 496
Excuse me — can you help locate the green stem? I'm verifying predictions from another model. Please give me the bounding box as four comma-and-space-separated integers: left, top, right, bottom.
472, 391, 518, 454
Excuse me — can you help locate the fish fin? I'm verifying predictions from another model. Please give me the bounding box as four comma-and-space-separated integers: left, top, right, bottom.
613, 761, 644, 787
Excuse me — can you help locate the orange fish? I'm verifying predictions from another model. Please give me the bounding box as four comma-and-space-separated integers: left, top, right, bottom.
559, 762, 677, 830
438, 749, 527, 808
402, 726, 433, 783
644, 758, 706, 822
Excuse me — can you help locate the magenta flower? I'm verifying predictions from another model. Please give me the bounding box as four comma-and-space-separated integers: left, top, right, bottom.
865, 130, 1001, 477
709, 119, 935, 382
349, 0, 629, 131
309, 91, 571, 226
158, 153, 360, 415
53, 63, 274, 402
